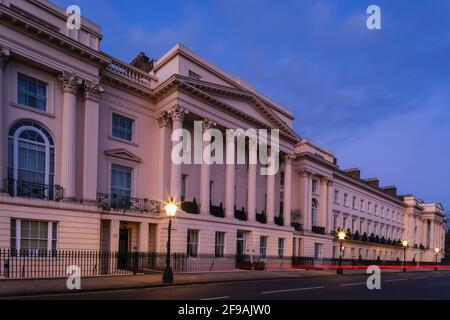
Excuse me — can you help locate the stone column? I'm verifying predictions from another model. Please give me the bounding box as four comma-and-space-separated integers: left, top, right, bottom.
109, 220, 120, 252
169, 105, 187, 203
326, 180, 333, 232
58, 72, 80, 200
200, 119, 216, 214
81, 81, 102, 203
138, 222, 149, 252
318, 177, 328, 228
157, 112, 172, 202
283, 155, 293, 227
225, 131, 236, 218
299, 170, 311, 231
266, 151, 276, 225
246, 138, 257, 222
0, 48, 10, 192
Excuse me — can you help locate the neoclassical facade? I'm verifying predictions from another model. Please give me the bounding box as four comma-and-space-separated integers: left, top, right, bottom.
0, 0, 445, 269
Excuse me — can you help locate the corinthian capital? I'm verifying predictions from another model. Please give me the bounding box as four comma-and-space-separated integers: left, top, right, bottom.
0, 48, 10, 71
81, 80, 104, 102
283, 154, 294, 165
157, 111, 172, 128
168, 104, 188, 122
58, 71, 81, 94
202, 118, 217, 132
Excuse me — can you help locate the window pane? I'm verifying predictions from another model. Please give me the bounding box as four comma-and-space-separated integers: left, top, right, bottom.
17, 74, 47, 111
112, 113, 134, 141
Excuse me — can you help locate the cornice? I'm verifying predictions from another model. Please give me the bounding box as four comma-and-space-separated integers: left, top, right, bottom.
0, 4, 110, 67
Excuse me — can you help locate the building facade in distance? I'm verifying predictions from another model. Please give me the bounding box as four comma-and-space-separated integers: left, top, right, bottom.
0, 0, 445, 272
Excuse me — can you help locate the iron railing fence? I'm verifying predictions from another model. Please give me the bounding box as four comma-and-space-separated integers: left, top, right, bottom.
291, 256, 441, 268
0, 249, 443, 279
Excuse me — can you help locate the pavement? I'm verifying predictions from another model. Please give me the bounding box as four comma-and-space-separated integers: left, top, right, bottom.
0, 266, 448, 299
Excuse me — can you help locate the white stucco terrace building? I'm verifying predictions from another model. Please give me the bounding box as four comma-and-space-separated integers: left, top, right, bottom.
0, 0, 445, 274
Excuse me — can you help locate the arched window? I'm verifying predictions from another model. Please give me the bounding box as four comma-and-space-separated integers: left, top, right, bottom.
311, 199, 318, 227
7, 120, 55, 198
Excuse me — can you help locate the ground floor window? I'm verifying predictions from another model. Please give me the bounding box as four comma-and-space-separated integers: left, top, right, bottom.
236, 230, 248, 256
260, 236, 268, 258
187, 229, 199, 257
332, 245, 337, 258
314, 243, 322, 259
10, 218, 57, 253
278, 238, 285, 258
215, 232, 225, 257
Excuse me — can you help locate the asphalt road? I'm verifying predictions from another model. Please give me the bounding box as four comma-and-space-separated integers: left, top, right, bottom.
7, 270, 450, 300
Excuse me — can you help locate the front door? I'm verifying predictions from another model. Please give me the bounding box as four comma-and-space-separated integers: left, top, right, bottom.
118, 228, 129, 269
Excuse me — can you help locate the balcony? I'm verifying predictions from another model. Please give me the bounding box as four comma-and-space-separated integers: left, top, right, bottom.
274, 216, 284, 226
234, 206, 247, 221
181, 198, 199, 214
291, 223, 303, 232
210, 201, 225, 218
312, 225, 326, 235
256, 211, 267, 224
97, 193, 160, 214
4, 179, 63, 202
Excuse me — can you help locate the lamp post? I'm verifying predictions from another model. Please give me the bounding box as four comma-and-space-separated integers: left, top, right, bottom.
337, 230, 346, 275
163, 197, 177, 284
402, 240, 408, 273
434, 248, 440, 271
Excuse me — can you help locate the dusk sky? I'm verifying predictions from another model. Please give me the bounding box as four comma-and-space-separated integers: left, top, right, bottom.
54, 0, 450, 211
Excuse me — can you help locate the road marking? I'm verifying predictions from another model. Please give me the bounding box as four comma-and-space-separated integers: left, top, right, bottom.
412, 276, 427, 280
386, 278, 408, 282
201, 296, 230, 300
262, 286, 324, 294
340, 282, 366, 287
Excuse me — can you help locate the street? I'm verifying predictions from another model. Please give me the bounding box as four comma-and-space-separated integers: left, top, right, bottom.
7, 270, 450, 300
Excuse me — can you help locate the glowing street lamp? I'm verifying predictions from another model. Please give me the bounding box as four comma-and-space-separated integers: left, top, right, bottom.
337, 230, 346, 275
402, 240, 408, 273
434, 248, 440, 271
163, 197, 177, 284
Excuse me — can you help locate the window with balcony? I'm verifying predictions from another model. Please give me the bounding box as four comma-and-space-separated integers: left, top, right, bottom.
187, 229, 199, 257
10, 218, 57, 252
112, 113, 134, 142
311, 199, 318, 227
7, 121, 58, 200
181, 174, 188, 201
17, 73, 47, 112
111, 164, 132, 209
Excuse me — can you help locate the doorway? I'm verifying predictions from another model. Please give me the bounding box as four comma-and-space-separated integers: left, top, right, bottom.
118, 228, 130, 269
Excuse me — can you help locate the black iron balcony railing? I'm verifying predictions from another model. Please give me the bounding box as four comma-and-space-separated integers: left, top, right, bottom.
4, 178, 63, 201
97, 193, 160, 214
274, 216, 284, 226
291, 223, 303, 232
312, 225, 326, 235
256, 211, 267, 224
210, 201, 225, 218
234, 206, 247, 221
181, 198, 199, 214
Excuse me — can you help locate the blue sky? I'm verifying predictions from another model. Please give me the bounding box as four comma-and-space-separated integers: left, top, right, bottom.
55, 0, 450, 210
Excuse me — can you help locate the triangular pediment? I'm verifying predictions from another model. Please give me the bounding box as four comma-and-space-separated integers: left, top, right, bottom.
104, 149, 142, 163
179, 78, 300, 142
